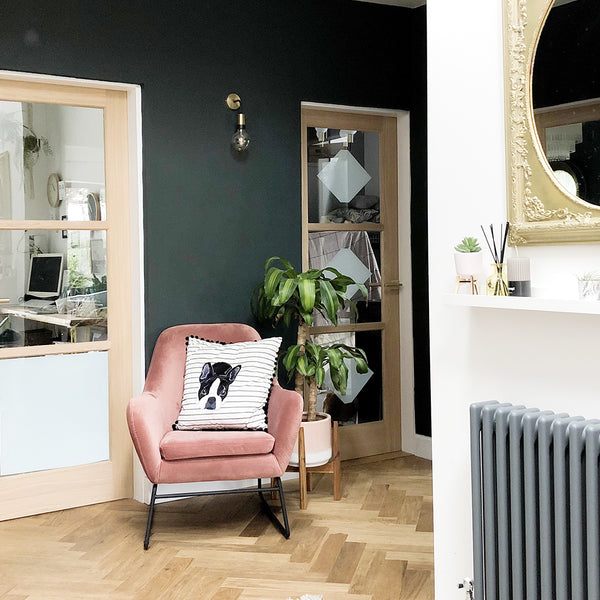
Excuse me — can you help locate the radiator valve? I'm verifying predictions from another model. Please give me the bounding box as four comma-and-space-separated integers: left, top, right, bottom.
458, 577, 474, 599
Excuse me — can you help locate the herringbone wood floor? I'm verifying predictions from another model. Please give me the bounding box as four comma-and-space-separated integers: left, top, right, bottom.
0, 454, 433, 600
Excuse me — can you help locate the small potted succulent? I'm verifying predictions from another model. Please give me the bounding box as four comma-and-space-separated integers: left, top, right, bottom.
454, 236, 483, 278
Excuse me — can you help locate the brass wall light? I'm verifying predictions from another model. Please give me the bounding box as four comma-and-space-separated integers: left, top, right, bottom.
226, 93, 250, 152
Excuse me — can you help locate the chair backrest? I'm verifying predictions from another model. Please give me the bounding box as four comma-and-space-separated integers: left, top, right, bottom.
144, 323, 261, 424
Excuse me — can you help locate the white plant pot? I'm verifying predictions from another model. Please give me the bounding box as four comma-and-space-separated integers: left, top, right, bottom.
288, 412, 332, 468
454, 252, 483, 278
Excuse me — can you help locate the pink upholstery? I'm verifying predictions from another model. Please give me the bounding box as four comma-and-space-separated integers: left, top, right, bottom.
160, 430, 275, 460
127, 324, 303, 485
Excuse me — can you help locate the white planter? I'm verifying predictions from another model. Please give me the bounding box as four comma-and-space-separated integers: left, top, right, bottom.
288, 412, 332, 468
454, 252, 483, 278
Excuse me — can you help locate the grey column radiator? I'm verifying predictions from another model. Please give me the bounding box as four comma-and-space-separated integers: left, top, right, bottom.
470, 401, 600, 600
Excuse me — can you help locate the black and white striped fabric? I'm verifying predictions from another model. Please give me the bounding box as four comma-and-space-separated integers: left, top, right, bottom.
174, 336, 282, 431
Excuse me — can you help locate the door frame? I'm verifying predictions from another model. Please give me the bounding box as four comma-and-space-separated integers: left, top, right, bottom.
301, 102, 428, 460
0, 70, 145, 516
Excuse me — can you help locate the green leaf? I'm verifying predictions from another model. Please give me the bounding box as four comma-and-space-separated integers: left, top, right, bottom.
302, 269, 323, 280
282, 306, 294, 327
300, 310, 314, 326
318, 279, 339, 324
273, 278, 298, 306
315, 366, 326, 388
322, 266, 344, 279
326, 347, 343, 370
355, 282, 368, 299
353, 356, 369, 373
329, 274, 354, 289
330, 362, 349, 395
282, 344, 302, 373
298, 278, 316, 313
297, 354, 316, 377
264, 267, 284, 298
338, 294, 359, 318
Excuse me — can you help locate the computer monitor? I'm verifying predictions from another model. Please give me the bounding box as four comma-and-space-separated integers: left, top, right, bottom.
25, 254, 64, 300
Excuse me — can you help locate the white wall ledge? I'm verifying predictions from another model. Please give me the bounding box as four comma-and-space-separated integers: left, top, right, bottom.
444, 293, 600, 315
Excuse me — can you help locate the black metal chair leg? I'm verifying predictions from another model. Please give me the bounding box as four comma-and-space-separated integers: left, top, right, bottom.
144, 483, 158, 550
257, 477, 290, 539
276, 476, 290, 538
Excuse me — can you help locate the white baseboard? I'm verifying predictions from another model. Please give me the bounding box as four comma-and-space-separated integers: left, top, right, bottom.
403, 433, 432, 461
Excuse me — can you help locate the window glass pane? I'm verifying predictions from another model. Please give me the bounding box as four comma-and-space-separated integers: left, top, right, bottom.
308, 230, 382, 324
307, 128, 380, 224
0, 228, 107, 348
0, 351, 109, 475
312, 329, 382, 425
0, 101, 105, 221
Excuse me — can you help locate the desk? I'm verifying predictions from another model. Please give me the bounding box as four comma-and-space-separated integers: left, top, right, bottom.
0, 305, 107, 343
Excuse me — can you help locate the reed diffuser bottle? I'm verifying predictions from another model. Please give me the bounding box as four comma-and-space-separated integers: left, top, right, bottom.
481, 222, 510, 297
487, 262, 509, 296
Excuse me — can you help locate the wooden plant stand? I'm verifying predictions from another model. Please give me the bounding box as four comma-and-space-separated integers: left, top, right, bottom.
455, 275, 479, 294
284, 420, 341, 509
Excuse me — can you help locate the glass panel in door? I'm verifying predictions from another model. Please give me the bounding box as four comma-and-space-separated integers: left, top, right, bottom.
0, 101, 105, 221
307, 129, 380, 225
304, 114, 398, 456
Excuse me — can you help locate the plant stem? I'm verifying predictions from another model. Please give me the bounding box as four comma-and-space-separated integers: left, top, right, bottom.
294, 322, 309, 399
306, 375, 318, 422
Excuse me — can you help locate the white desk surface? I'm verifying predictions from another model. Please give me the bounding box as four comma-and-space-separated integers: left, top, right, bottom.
0, 305, 106, 328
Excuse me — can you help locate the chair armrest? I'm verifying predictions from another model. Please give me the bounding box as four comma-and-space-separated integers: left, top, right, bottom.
126, 392, 171, 483
267, 383, 303, 471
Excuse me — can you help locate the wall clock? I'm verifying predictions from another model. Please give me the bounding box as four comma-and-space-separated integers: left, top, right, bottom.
47, 173, 61, 207
87, 192, 100, 220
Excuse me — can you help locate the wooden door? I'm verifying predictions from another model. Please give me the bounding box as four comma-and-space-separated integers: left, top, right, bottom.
0, 76, 133, 519
302, 106, 402, 459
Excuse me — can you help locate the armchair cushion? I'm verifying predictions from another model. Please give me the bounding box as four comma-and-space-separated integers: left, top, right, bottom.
160, 430, 275, 460
174, 336, 282, 431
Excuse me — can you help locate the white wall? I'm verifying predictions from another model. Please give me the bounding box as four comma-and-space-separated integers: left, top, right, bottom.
427, 1, 600, 598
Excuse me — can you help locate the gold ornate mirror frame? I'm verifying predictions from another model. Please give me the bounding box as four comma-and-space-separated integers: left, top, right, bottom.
504, 0, 600, 244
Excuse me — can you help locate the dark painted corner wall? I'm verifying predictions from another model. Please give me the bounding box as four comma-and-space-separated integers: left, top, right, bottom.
0, 0, 430, 436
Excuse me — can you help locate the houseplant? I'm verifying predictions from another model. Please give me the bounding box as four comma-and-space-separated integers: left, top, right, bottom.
282, 340, 368, 423
22, 125, 52, 168
252, 256, 367, 397
453, 235, 483, 278
252, 256, 369, 466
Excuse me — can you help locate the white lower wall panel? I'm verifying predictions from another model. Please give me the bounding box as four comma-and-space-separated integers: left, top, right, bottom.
0, 351, 109, 476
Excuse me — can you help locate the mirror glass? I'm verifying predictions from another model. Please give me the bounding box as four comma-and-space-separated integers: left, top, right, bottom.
532, 0, 600, 205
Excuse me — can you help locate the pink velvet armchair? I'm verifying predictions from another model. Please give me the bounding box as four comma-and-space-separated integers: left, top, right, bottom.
127, 323, 303, 549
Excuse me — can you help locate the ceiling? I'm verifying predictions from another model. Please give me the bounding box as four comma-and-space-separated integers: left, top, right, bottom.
354, 0, 426, 8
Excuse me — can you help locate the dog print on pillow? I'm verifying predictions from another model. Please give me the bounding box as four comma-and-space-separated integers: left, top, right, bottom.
197, 361, 241, 410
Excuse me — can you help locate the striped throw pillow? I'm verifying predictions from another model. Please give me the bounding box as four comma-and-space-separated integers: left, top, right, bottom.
174, 336, 282, 431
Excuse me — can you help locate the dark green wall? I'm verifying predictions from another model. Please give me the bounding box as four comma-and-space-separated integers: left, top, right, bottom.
0, 0, 430, 436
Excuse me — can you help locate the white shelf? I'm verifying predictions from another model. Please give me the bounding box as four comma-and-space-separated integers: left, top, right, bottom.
444, 293, 600, 315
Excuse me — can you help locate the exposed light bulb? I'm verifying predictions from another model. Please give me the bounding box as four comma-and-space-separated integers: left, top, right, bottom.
340, 129, 357, 148
231, 113, 250, 152
315, 127, 328, 143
